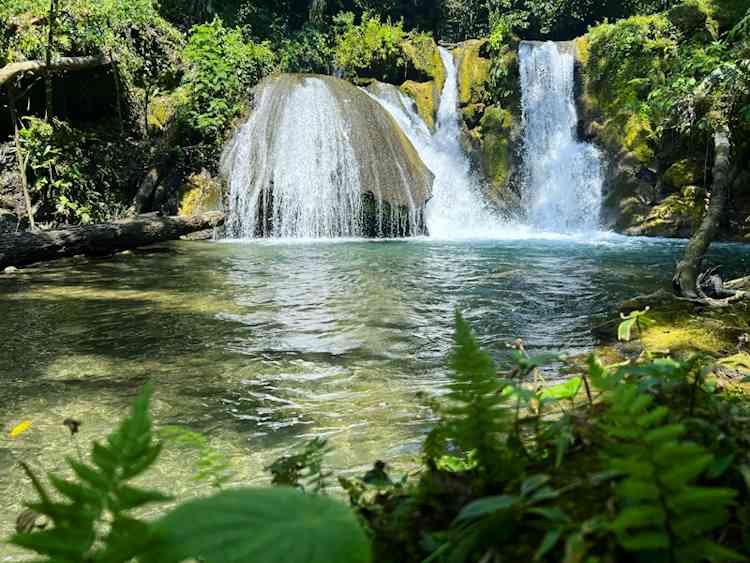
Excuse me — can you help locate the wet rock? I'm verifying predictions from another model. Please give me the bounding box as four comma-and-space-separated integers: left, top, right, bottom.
662, 159, 704, 191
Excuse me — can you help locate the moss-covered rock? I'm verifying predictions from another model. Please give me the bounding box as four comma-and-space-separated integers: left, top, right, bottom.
454, 39, 491, 107
178, 170, 223, 217
662, 159, 704, 190
147, 94, 177, 133
478, 107, 515, 202
667, 2, 710, 36
451, 39, 522, 211
401, 35, 445, 89
625, 186, 704, 237
400, 80, 440, 130
396, 36, 445, 132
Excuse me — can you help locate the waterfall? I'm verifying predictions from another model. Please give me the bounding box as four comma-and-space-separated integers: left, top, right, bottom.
222, 74, 433, 239
369, 48, 506, 239
519, 41, 603, 232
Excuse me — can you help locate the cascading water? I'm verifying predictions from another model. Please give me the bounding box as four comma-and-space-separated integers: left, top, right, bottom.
369, 48, 506, 239
519, 41, 603, 232
222, 74, 433, 239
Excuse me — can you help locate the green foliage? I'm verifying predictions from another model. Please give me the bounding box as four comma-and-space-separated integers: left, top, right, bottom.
266, 437, 332, 493
11, 313, 750, 563
278, 24, 334, 73
11, 385, 171, 561
601, 383, 742, 561
159, 426, 234, 488
180, 17, 275, 143
143, 487, 373, 563
618, 307, 655, 342
426, 474, 568, 562
19, 117, 124, 225
333, 12, 408, 82
427, 311, 521, 483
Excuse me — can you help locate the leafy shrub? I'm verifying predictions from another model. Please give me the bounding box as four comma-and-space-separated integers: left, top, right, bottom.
12, 386, 371, 562
278, 24, 334, 74
11, 313, 750, 562
180, 17, 275, 144
602, 383, 741, 561
333, 12, 408, 82
10, 385, 170, 561
19, 117, 126, 225
266, 437, 332, 493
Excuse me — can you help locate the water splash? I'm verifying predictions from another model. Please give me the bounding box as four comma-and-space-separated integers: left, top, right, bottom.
519, 41, 603, 232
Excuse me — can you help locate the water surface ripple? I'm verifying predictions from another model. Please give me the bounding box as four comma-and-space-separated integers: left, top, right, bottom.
1, 237, 749, 553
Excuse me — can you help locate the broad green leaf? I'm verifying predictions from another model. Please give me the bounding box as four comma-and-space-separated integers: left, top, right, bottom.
540, 378, 582, 401
619, 531, 670, 551
527, 506, 570, 524
143, 487, 372, 563
521, 474, 551, 496
455, 495, 518, 522
611, 505, 666, 532
618, 317, 637, 342
534, 528, 562, 561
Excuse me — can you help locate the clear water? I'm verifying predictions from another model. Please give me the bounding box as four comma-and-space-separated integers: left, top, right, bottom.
519, 42, 604, 231
2, 237, 750, 558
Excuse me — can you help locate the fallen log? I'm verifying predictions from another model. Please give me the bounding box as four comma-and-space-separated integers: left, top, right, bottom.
0, 211, 224, 269
0, 55, 110, 88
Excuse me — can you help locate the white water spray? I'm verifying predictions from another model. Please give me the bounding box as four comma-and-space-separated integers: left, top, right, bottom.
519, 42, 603, 232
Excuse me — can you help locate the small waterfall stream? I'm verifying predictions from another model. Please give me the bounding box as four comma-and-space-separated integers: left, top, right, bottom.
370, 48, 505, 239
519, 41, 603, 232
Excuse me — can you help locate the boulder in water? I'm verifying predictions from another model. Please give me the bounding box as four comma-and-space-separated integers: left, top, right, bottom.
222, 74, 433, 239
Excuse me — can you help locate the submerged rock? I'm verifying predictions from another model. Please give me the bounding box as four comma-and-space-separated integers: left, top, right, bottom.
222, 74, 433, 239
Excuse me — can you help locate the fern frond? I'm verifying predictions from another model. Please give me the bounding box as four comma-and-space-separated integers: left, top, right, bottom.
440, 311, 519, 482
10, 385, 170, 561
603, 384, 740, 562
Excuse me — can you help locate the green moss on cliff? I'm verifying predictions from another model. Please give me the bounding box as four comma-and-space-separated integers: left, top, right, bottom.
627, 186, 704, 237
398, 37, 445, 130
454, 40, 491, 107
662, 159, 704, 189
400, 81, 438, 129
582, 14, 678, 166
401, 35, 445, 89
479, 107, 513, 196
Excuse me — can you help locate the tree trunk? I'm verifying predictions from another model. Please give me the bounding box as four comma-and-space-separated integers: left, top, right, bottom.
0, 56, 110, 89
673, 127, 735, 298
111, 55, 124, 135
0, 211, 224, 269
7, 84, 36, 232
44, 0, 59, 118
133, 168, 161, 213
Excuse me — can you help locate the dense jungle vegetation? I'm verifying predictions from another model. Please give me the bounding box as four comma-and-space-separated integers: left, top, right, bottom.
1, 0, 747, 232
3, 0, 750, 561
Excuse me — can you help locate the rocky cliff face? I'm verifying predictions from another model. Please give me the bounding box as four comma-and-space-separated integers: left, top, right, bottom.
574, 6, 750, 240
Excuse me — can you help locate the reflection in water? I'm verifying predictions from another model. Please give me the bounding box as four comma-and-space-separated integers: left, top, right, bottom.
0, 237, 749, 557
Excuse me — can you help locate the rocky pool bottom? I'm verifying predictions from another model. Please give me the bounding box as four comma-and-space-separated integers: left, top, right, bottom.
1, 235, 749, 557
